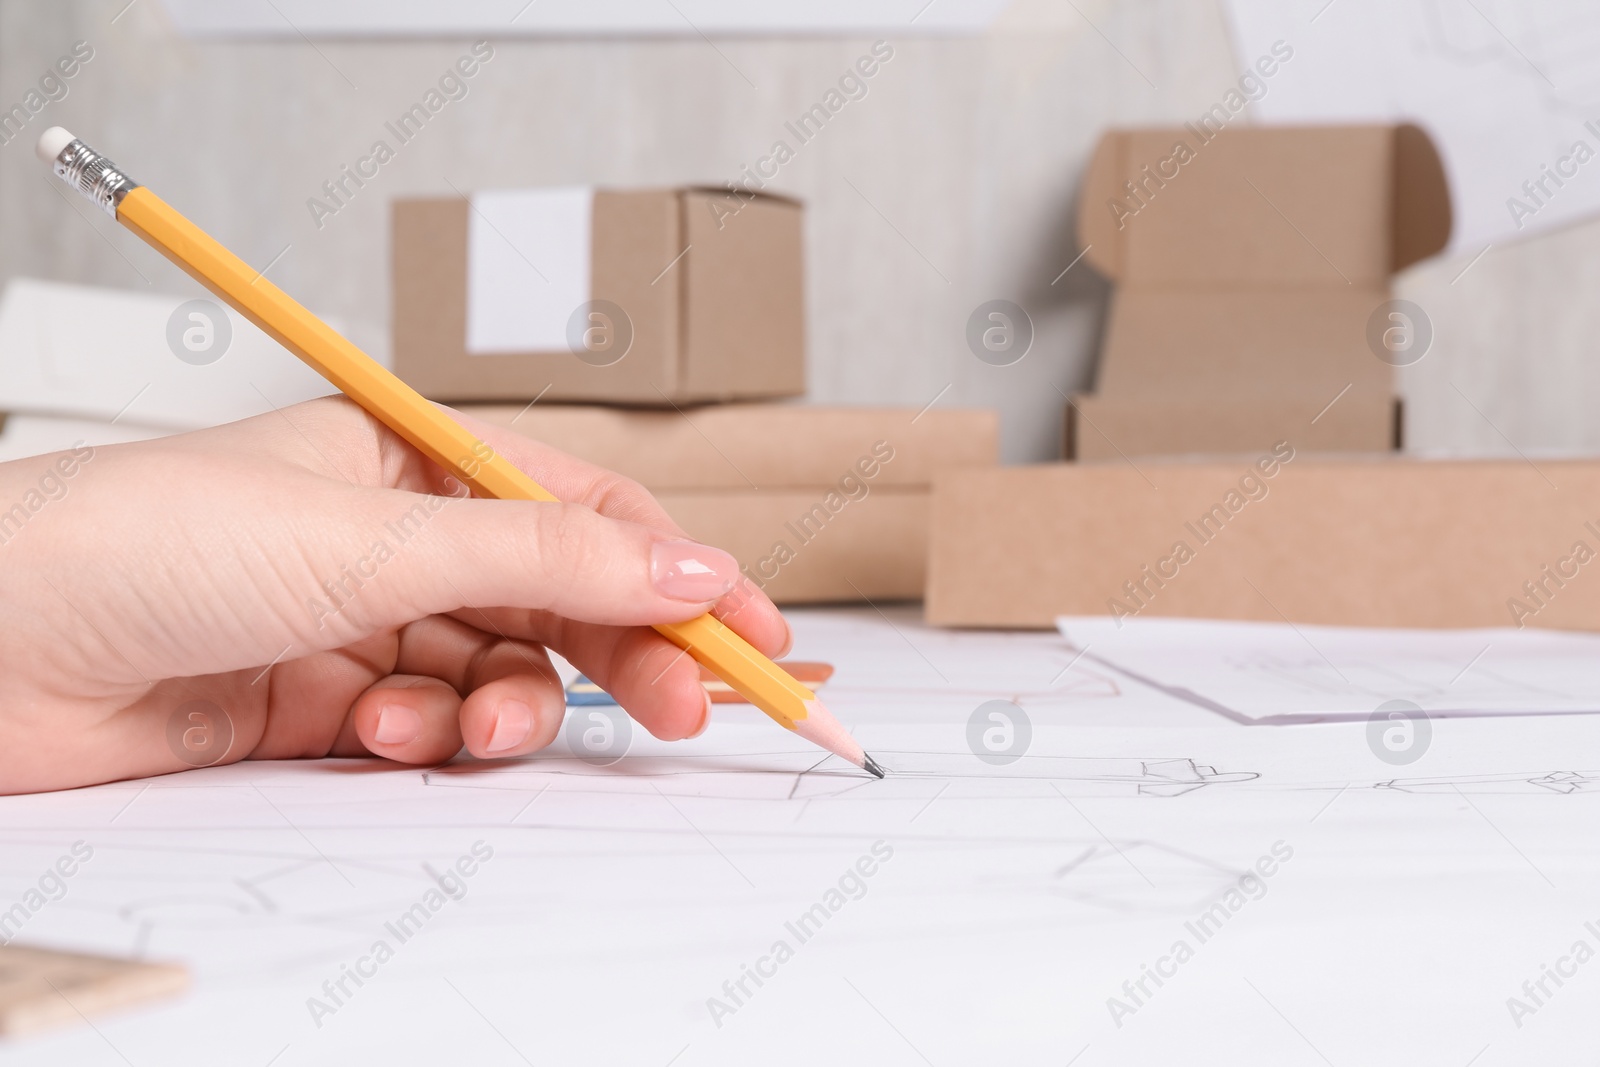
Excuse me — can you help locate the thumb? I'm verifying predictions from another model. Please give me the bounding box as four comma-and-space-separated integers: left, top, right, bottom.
338, 489, 743, 629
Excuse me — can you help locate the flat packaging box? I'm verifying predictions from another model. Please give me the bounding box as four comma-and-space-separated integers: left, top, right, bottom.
1068, 124, 1452, 460
659, 489, 929, 603
461, 404, 999, 603
926, 455, 1600, 630
393, 188, 806, 405
460, 403, 996, 489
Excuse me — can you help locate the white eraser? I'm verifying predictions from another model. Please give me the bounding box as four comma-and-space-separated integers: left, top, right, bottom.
35, 126, 76, 164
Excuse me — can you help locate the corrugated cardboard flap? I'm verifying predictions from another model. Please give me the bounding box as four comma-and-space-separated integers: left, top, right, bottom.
1077, 124, 1451, 286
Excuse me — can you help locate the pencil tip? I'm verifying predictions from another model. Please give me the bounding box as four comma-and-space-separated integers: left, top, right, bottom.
862, 754, 886, 779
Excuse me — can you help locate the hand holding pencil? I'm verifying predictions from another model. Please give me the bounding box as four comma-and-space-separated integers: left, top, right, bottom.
0, 398, 785, 793
9, 128, 881, 793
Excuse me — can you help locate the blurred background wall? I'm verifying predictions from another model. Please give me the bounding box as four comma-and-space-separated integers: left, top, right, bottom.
0, 0, 1595, 462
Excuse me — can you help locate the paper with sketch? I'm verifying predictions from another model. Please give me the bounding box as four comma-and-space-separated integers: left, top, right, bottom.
1224, 0, 1600, 252
7, 607, 1600, 1063
1058, 614, 1600, 722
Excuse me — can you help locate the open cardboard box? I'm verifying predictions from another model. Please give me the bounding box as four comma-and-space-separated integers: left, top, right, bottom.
1067, 124, 1452, 460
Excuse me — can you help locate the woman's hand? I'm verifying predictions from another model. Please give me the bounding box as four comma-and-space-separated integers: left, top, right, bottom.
0, 397, 787, 794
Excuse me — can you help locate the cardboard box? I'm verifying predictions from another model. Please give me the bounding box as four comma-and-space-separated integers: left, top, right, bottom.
1067, 124, 1452, 460
1067, 389, 1400, 462
660, 490, 928, 602
459, 404, 998, 490
926, 455, 1600, 630
393, 188, 806, 405
463, 404, 999, 602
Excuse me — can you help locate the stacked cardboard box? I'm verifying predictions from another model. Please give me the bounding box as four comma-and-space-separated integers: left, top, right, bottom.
1066, 124, 1451, 460
920, 124, 1514, 631
464, 404, 997, 603
386, 135, 1580, 633
392, 186, 1001, 602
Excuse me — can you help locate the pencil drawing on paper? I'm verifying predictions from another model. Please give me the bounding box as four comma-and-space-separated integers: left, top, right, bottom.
422, 751, 1260, 799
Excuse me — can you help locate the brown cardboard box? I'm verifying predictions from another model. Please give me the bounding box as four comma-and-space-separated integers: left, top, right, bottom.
660, 490, 928, 602
459, 403, 997, 490
393, 189, 806, 405
1067, 124, 1451, 460
926, 456, 1600, 630
462, 404, 999, 602
1067, 389, 1399, 461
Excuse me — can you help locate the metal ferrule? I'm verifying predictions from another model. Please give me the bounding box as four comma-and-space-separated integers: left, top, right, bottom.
50, 139, 139, 218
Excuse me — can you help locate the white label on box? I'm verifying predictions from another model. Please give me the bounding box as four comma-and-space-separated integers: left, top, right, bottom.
465, 187, 594, 355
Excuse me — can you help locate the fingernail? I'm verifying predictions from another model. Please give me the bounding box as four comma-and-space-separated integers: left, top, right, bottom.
375, 704, 422, 745
487, 700, 534, 753
651, 540, 739, 602
689, 691, 712, 739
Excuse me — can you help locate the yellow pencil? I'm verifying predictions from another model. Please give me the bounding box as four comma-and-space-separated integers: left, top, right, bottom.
38, 127, 882, 778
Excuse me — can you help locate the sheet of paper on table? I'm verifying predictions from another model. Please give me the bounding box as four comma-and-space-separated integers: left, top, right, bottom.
3, 607, 1600, 1065
1058, 614, 1600, 723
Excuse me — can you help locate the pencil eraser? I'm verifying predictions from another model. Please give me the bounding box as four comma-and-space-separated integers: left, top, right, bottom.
35, 126, 76, 164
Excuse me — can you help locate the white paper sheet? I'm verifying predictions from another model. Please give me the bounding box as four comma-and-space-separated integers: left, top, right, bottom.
0, 279, 338, 431
1058, 614, 1600, 723
4, 607, 1600, 1064
1224, 0, 1600, 252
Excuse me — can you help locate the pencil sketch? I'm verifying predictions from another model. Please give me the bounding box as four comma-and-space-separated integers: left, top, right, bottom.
7, 607, 1600, 1065
422, 752, 1259, 799
1059, 615, 1600, 724
1373, 771, 1600, 795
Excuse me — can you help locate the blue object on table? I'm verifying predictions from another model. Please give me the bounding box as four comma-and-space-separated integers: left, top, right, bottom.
565, 674, 617, 706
